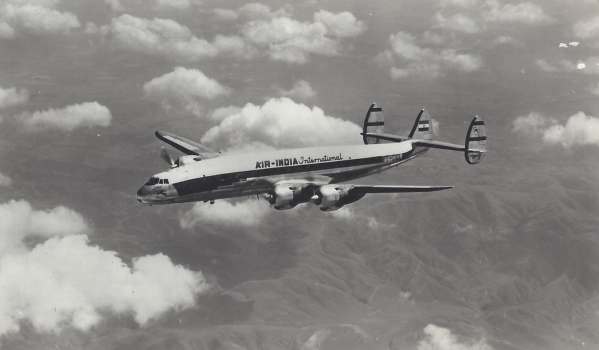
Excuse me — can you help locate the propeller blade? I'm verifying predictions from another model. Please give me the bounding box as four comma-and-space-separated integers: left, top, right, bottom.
160, 147, 176, 168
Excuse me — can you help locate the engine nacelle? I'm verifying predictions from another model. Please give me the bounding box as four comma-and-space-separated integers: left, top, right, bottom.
317, 185, 365, 211
266, 185, 313, 210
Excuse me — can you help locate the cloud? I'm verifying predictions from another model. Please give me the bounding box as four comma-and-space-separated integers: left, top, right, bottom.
439, 0, 480, 8
18, 102, 112, 131
241, 10, 365, 64
377, 31, 482, 79
200, 97, 362, 150
278, 80, 316, 100
101, 8, 363, 64
103, 15, 252, 62
435, 13, 480, 34
0, 173, 11, 187
0, 0, 80, 39
153, 0, 190, 10
417, 324, 493, 350
103, 0, 192, 12
180, 200, 271, 228
512, 111, 599, 148
574, 16, 599, 40
483, 0, 552, 24
313, 10, 366, 38
512, 112, 552, 135
0, 199, 207, 336
213, 8, 239, 21
535, 57, 599, 74
543, 112, 599, 147
0, 85, 28, 109
143, 67, 230, 116
238, 2, 289, 19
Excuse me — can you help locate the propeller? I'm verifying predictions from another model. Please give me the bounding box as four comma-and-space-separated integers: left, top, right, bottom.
160, 147, 177, 168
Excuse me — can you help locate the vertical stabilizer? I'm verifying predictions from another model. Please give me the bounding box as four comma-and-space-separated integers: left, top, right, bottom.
465, 116, 487, 164
408, 108, 433, 140
362, 103, 384, 144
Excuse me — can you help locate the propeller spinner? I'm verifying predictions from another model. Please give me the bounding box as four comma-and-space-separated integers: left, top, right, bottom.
160, 147, 177, 168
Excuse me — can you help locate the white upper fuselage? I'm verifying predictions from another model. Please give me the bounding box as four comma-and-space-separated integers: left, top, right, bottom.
137, 141, 419, 204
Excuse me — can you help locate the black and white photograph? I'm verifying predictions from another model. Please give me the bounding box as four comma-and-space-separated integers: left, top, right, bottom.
0, 0, 598, 349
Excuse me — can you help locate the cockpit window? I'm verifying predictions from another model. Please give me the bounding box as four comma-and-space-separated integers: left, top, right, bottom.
145, 177, 159, 186
164, 179, 169, 184
159, 179, 164, 184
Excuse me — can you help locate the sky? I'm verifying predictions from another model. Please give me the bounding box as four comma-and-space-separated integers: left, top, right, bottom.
1, 0, 599, 349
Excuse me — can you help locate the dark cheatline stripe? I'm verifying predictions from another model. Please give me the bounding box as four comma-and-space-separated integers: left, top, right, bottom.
468, 136, 487, 141
174, 154, 392, 196
367, 121, 384, 126
473, 120, 485, 126
370, 107, 383, 112
418, 127, 430, 131
418, 120, 430, 125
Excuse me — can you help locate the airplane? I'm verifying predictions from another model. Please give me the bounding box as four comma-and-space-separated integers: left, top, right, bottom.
137, 104, 487, 211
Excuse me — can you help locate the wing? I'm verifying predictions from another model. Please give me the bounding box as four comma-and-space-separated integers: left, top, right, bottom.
155, 130, 219, 159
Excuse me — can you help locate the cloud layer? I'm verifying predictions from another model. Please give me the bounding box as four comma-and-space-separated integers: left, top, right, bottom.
0, 85, 28, 110
0, 199, 207, 336
180, 200, 271, 228
19, 102, 112, 131
512, 111, 599, 148
99, 6, 364, 64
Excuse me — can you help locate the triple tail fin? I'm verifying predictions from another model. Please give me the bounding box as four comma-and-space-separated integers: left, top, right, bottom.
362, 103, 384, 144
408, 108, 434, 140
464, 116, 487, 164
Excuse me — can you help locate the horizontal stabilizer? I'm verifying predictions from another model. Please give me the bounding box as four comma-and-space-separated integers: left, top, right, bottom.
351, 185, 453, 194
360, 132, 409, 143
155, 130, 219, 159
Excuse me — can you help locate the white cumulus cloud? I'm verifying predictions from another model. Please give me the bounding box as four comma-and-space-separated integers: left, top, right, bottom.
543, 112, 599, 147
0, 199, 207, 336
144, 67, 229, 116
0, 85, 28, 109
0, 0, 80, 39
483, 0, 552, 24
180, 200, 271, 228
377, 31, 482, 79
241, 10, 365, 64
313, 10, 366, 38
435, 12, 481, 34
278, 80, 316, 100
200, 97, 362, 150
512, 111, 599, 148
103, 15, 251, 62
418, 324, 493, 350
19, 101, 112, 131
574, 16, 599, 40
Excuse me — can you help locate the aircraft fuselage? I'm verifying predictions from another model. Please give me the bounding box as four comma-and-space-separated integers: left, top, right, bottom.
136, 141, 422, 205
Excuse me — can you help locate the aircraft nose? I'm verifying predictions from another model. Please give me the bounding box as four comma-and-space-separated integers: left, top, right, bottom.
136, 186, 149, 203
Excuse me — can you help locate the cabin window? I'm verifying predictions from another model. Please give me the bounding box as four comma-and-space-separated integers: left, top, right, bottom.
145, 177, 159, 186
